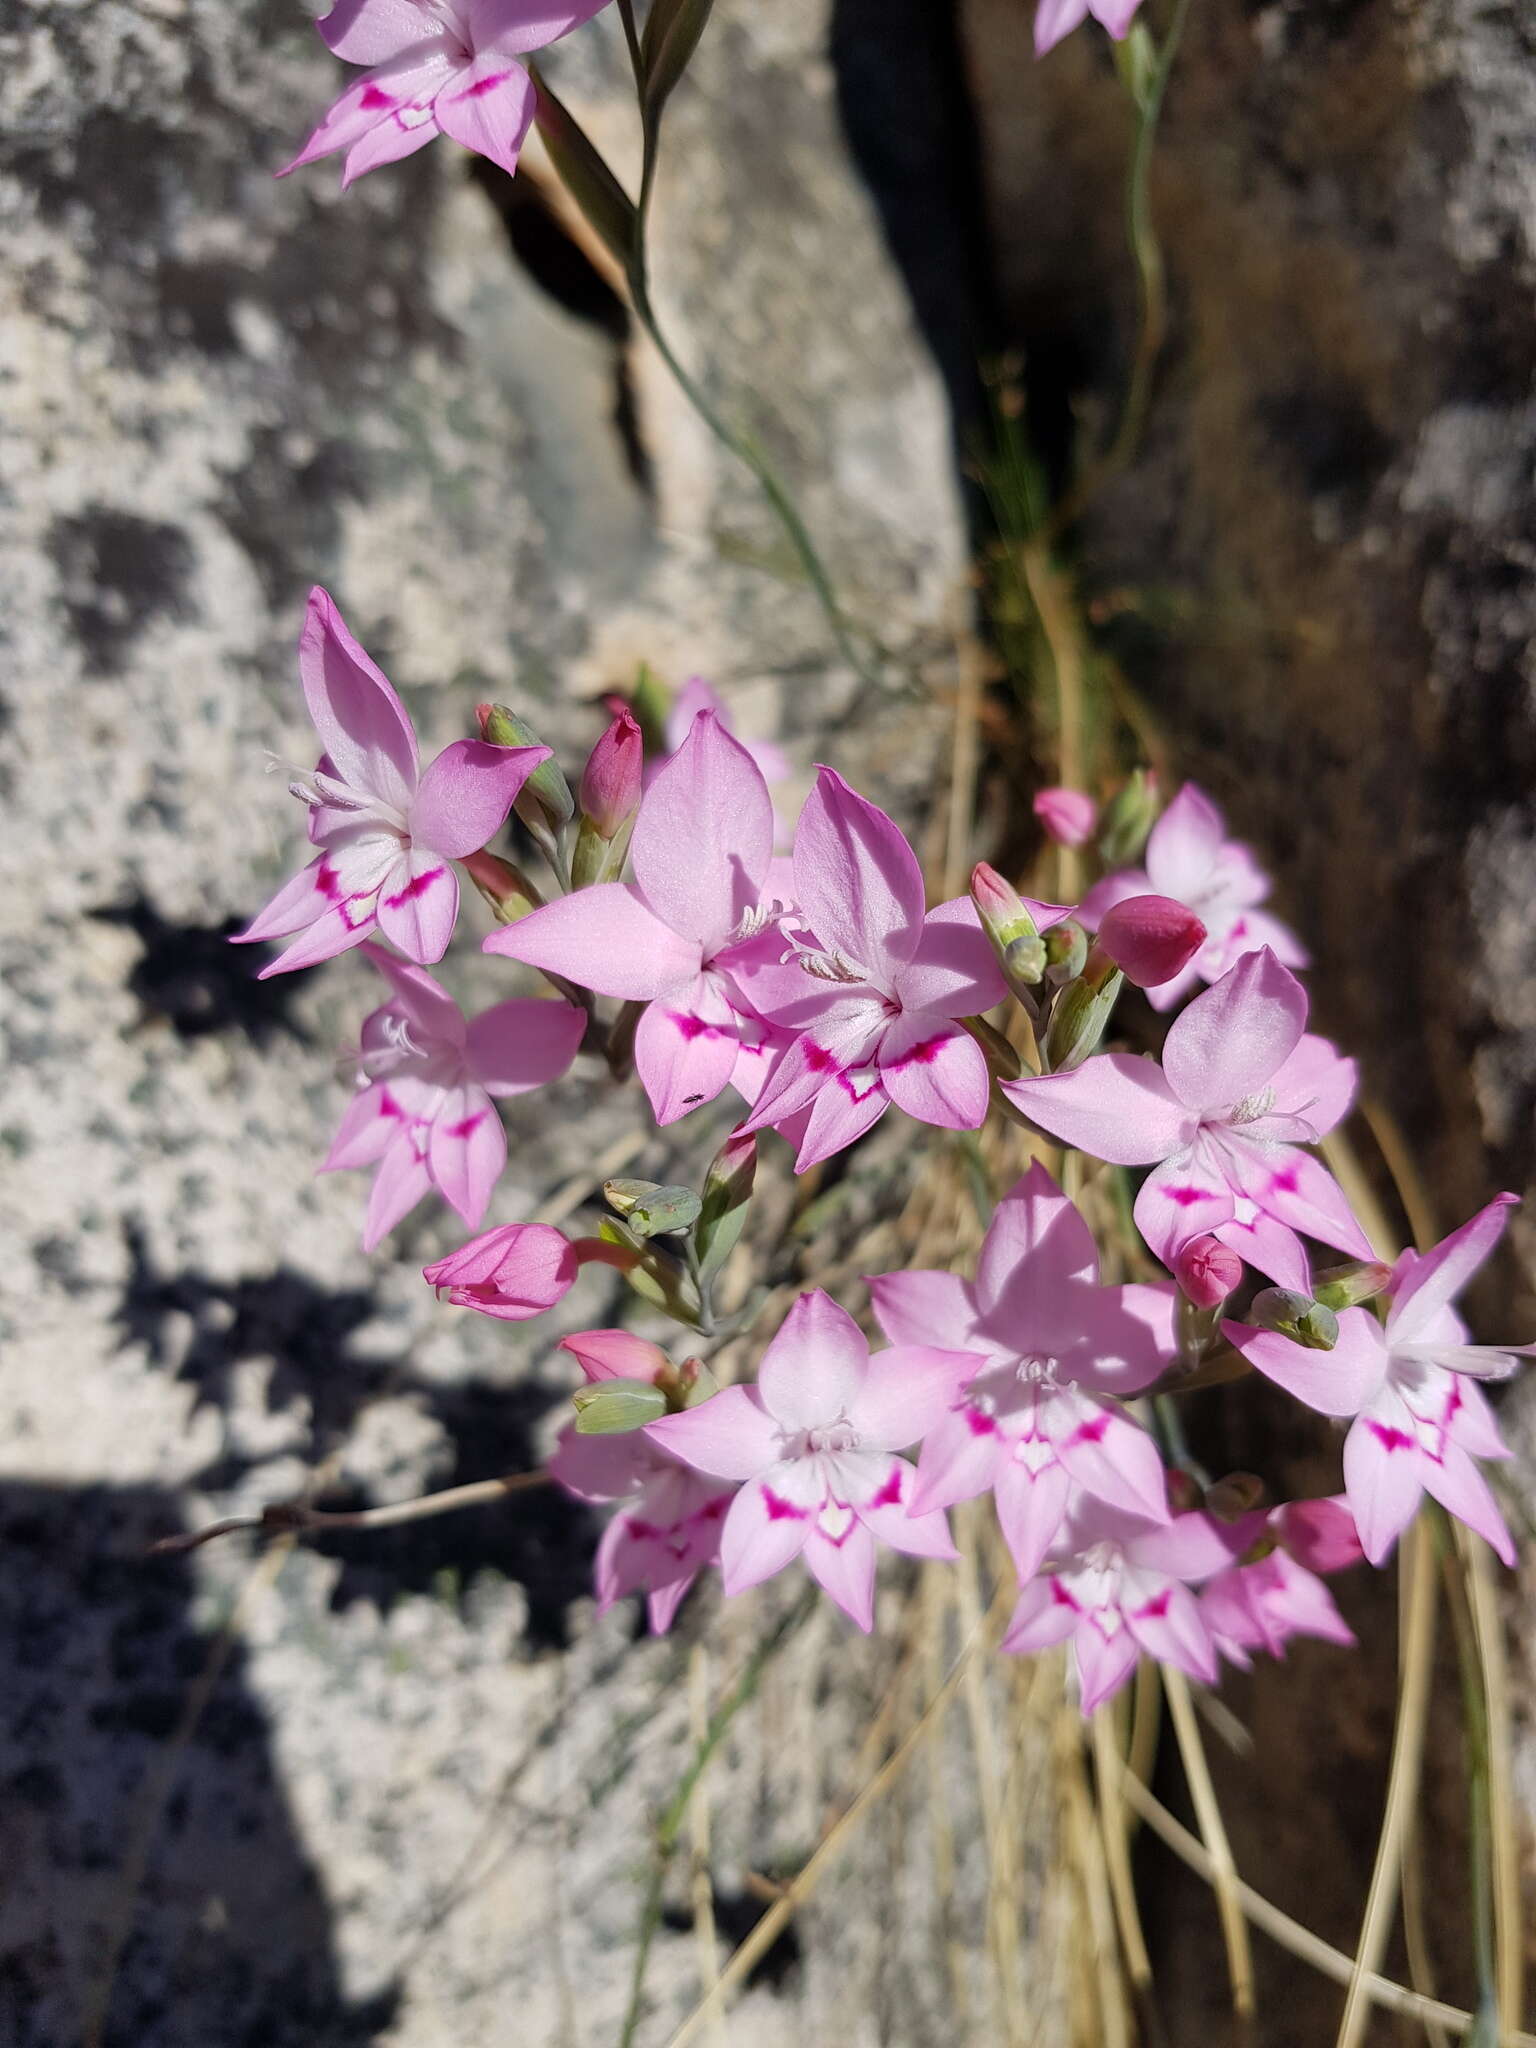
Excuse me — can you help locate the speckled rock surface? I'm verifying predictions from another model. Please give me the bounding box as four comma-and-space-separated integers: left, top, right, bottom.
0, 3, 1067, 2043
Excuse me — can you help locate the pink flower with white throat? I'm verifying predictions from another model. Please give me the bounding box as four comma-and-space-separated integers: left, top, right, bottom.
646, 1291, 972, 1631
1200, 1502, 1359, 1671
1003, 1502, 1237, 1714
323, 943, 584, 1249
1004, 948, 1370, 1291
737, 769, 1013, 1170
485, 711, 783, 1125
235, 588, 548, 975
868, 1163, 1177, 1577
1080, 783, 1306, 1012
279, 0, 612, 190
548, 1331, 732, 1634
1227, 1195, 1533, 1566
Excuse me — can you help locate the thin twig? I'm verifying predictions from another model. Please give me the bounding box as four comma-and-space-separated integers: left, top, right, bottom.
1463, 1528, 1524, 2033
149, 1471, 549, 1556
1163, 1668, 1254, 2020
1091, 1707, 1155, 1999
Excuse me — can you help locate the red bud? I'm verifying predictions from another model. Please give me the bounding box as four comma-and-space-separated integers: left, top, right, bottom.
1096, 892, 1205, 988
1174, 1233, 1243, 1309
579, 707, 644, 838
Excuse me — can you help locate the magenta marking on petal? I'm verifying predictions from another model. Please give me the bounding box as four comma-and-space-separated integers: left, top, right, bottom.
444, 1111, 486, 1140
360, 83, 396, 110
628, 1518, 664, 1541
462, 68, 514, 98
805, 1044, 838, 1075
1165, 1184, 1212, 1209
1367, 1420, 1415, 1453
697, 1496, 728, 1524
1269, 1165, 1300, 1195
316, 863, 341, 902
385, 864, 445, 908
762, 1486, 809, 1522
1131, 1589, 1170, 1621
1048, 1577, 1082, 1614
669, 1011, 727, 1043
867, 1467, 904, 1511
377, 1089, 405, 1122
1068, 1413, 1109, 1448
964, 1405, 998, 1437
889, 1032, 946, 1070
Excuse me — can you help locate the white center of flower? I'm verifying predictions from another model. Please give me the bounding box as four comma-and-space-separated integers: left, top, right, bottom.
1226, 1087, 1276, 1127
782, 1413, 861, 1459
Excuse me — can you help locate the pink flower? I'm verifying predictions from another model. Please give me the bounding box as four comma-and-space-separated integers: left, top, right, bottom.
1003, 1502, 1238, 1713
737, 769, 1009, 1169
1096, 894, 1207, 990
1079, 784, 1306, 1011
1201, 1549, 1356, 1670
664, 676, 790, 793
485, 712, 783, 1124
422, 1221, 578, 1319
279, 0, 611, 190
868, 1163, 1177, 1576
1173, 1234, 1243, 1309
322, 943, 584, 1248
235, 589, 548, 975
1004, 949, 1370, 1291
1227, 1195, 1533, 1565
646, 1291, 972, 1631
1033, 786, 1097, 848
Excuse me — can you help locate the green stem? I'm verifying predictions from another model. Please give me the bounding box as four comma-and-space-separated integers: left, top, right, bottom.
615, 0, 644, 86
1438, 1513, 1500, 2017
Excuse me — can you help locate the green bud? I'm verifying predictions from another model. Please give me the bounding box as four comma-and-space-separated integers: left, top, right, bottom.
1205, 1472, 1266, 1521
573, 1378, 669, 1434
570, 813, 635, 889
480, 705, 574, 831
696, 1129, 756, 1283
1248, 1287, 1339, 1351
970, 862, 1047, 993
1312, 1260, 1393, 1312
604, 1180, 701, 1237
1097, 768, 1161, 868
1043, 969, 1123, 1072
461, 848, 542, 924
1043, 919, 1089, 986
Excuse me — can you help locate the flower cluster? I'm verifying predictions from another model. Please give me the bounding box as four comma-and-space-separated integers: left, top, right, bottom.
238, 587, 1530, 1715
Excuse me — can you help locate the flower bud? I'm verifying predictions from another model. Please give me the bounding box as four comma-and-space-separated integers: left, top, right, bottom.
422, 1223, 577, 1321
1033, 786, 1097, 848
1247, 1287, 1340, 1351
559, 1328, 671, 1383
1311, 1259, 1393, 1312
1165, 1468, 1203, 1516
1097, 767, 1160, 866
572, 1378, 669, 1434
1174, 1233, 1243, 1309
1043, 919, 1088, 985
1043, 967, 1123, 1072
579, 708, 643, 839
1272, 1497, 1364, 1574
604, 1179, 701, 1238
696, 1127, 756, 1283
478, 704, 574, 832
461, 847, 543, 924
1205, 1472, 1266, 1521
1096, 893, 1206, 989
970, 862, 1047, 990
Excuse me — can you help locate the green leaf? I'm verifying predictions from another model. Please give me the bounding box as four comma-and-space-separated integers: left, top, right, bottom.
528, 65, 637, 268
696, 1130, 755, 1283
573, 1378, 668, 1434
639, 0, 716, 125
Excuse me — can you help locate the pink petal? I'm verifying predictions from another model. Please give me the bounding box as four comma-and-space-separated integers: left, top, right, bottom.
236, 854, 341, 945
866, 1269, 977, 1350
646, 1387, 781, 1482
410, 738, 551, 860
630, 712, 773, 948
294, 588, 419, 809
361, 1129, 434, 1249
465, 996, 584, 1094
853, 1455, 958, 1561
319, 0, 457, 62
1121, 1576, 1218, 1686
339, 102, 444, 183
1032, 0, 1091, 53
1161, 949, 1306, 1114
803, 1518, 879, 1630
1225, 907, 1309, 972
1212, 1206, 1311, 1292
278, 60, 449, 180
891, 898, 1009, 1015
1074, 1623, 1142, 1715
426, 1084, 505, 1226
1051, 1392, 1170, 1523
789, 1069, 890, 1169
1134, 1156, 1235, 1266
547, 1422, 651, 1504
1226, 1307, 1387, 1417
1077, 868, 1151, 930
878, 1012, 991, 1131
1445, 1377, 1511, 1460
1144, 784, 1225, 902
756, 1290, 868, 1431
719, 1476, 814, 1593
1387, 1195, 1519, 1347
432, 50, 536, 179
910, 1405, 1005, 1516
846, 1346, 983, 1452
1268, 1032, 1358, 1138
376, 846, 459, 962
256, 896, 379, 977
467, 0, 614, 58
975, 1160, 1100, 1322
793, 767, 926, 980
1002, 1574, 1081, 1654
1110, 1283, 1182, 1387
647, 1576, 698, 1635
559, 1328, 670, 1383
634, 972, 742, 1125
1419, 1445, 1517, 1566
1273, 1496, 1364, 1574
484, 883, 700, 1000
1003, 1056, 1188, 1166
322, 1081, 400, 1171
1233, 1145, 1376, 1262
1342, 1400, 1426, 1565
994, 1460, 1074, 1580
1127, 1511, 1246, 1581
740, 997, 885, 1128
360, 940, 467, 1046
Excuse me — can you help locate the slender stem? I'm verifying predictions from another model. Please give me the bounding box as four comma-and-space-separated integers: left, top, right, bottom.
149, 1471, 550, 1556
1440, 1526, 1499, 2016
682, 1233, 715, 1338
615, 0, 644, 86
1163, 1668, 1254, 2019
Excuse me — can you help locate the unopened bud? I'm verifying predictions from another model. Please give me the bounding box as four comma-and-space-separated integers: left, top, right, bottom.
1043, 919, 1088, 985
605, 1179, 700, 1238
1165, 1468, 1202, 1516
579, 707, 644, 839
696, 1128, 756, 1283
1098, 767, 1160, 866
1043, 968, 1122, 1072
1312, 1260, 1392, 1312
479, 704, 574, 832
461, 847, 542, 924
970, 862, 1047, 990
572, 1378, 668, 1434
1205, 1472, 1266, 1521
1248, 1287, 1339, 1351
1273, 1496, 1364, 1573
1096, 893, 1206, 989
1174, 1233, 1243, 1309
1033, 786, 1097, 849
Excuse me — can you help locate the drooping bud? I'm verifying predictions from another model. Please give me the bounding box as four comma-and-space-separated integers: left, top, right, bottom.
696, 1127, 756, 1283
1043, 967, 1122, 1072
604, 1179, 701, 1238
1096, 893, 1206, 989
1273, 1497, 1365, 1574
572, 1378, 669, 1434
970, 862, 1047, 991
1043, 919, 1088, 985
1174, 1233, 1243, 1309
461, 847, 543, 924
479, 704, 574, 833
1247, 1287, 1340, 1351
579, 707, 643, 838
1205, 1472, 1266, 1521
1097, 767, 1160, 866
1312, 1259, 1393, 1312
1033, 786, 1097, 849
